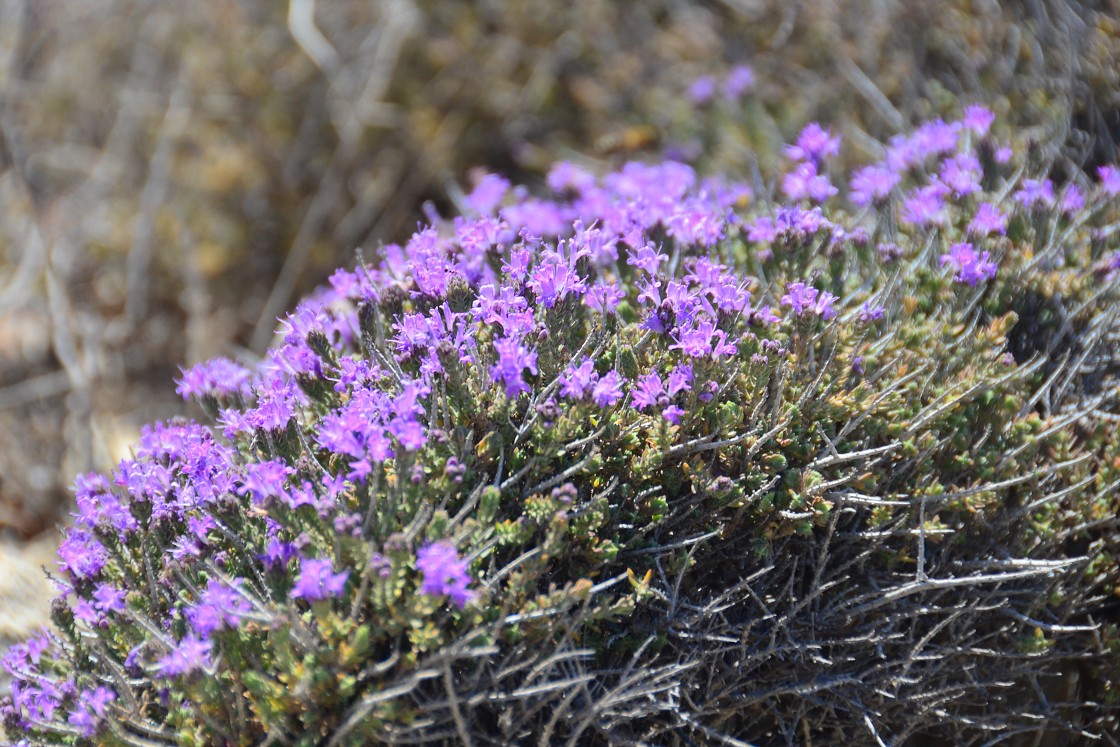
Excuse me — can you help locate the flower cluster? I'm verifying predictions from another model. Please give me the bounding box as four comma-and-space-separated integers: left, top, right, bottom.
4, 97, 1120, 745
416, 541, 475, 609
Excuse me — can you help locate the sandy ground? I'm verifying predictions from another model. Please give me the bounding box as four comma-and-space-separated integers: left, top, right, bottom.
0, 532, 59, 687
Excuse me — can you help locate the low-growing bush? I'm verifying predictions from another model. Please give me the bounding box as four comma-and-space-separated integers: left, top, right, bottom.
5, 0, 1120, 538
4, 107, 1120, 745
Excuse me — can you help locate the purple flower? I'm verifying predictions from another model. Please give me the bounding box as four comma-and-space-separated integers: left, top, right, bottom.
466, 172, 510, 215
667, 364, 694, 396
627, 244, 668, 276
1098, 165, 1120, 196
246, 371, 299, 431
547, 162, 596, 195
175, 358, 252, 401
940, 242, 997, 285
858, 301, 885, 323
5, 633, 51, 675
782, 161, 838, 202
73, 473, 137, 534
968, 202, 1007, 236
849, 165, 900, 207
57, 530, 108, 580
186, 578, 252, 636
877, 242, 904, 263
785, 122, 841, 163
291, 558, 350, 602
662, 405, 686, 424
591, 370, 625, 407
688, 75, 716, 105
169, 536, 203, 562
669, 319, 737, 358
416, 541, 476, 608
155, 634, 213, 677
188, 514, 217, 541
665, 206, 725, 246
901, 183, 950, 227
490, 336, 539, 399
631, 372, 666, 411
722, 65, 754, 99
1013, 178, 1055, 208
237, 459, 294, 507
74, 598, 101, 625
389, 417, 426, 451
938, 153, 982, 197
260, 536, 298, 568
961, 104, 995, 135
747, 216, 776, 243
67, 686, 115, 738
92, 584, 127, 614
560, 358, 598, 400
528, 259, 585, 308
583, 282, 625, 315
781, 282, 837, 320
12, 680, 63, 722
1061, 185, 1085, 215
912, 118, 960, 159
886, 119, 959, 170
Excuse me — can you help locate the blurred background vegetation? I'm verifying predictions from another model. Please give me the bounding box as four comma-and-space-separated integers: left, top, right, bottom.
0, 0, 1116, 544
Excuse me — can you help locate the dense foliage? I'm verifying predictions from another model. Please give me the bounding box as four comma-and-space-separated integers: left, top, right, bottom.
4, 106, 1120, 745
4, 0, 1119, 537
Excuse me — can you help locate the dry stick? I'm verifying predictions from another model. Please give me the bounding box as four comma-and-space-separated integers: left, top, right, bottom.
287, 0, 341, 75
0, 370, 71, 409
126, 74, 189, 326
835, 54, 907, 133
441, 659, 473, 747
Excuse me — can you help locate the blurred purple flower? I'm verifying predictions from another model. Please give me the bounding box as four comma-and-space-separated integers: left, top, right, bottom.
187, 578, 252, 636
92, 584, 127, 614
722, 65, 754, 99
961, 104, 995, 135
849, 165, 899, 207
291, 558, 350, 602
175, 358, 251, 401
560, 358, 598, 400
1061, 185, 1085, 216
939, 153, 982, 197
785, 123, 841, 163
901, 183, 950, 227
631, 372, 666, 411
782, 161, 838, 202
155, 634, 212, 677
1098, 165, 1120, 196
67, 686, 115, 738
416, 541, 475, 609
466, 172, 510, 215
940, 242, 997, 285
781, 282, 837, 320
968, 202, 1007, 236
858, 301, 885, 323
662, 405, 686, 424
688, 75, 716, 105
1013, 178, 1055, 208
547, 162, 596, 195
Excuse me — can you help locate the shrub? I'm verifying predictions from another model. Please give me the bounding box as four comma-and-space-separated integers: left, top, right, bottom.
4, 108, 1120, 745
5, 0, 1120, 537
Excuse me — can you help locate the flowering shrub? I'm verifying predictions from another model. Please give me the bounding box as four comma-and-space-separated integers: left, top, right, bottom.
4, 107, 1120, 745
